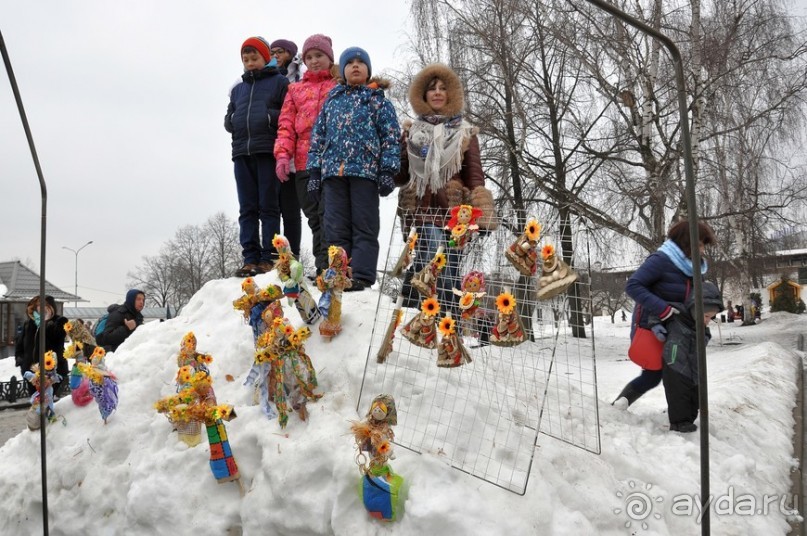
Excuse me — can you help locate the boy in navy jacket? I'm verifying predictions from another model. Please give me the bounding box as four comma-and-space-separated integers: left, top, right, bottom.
225, 37, 289, 277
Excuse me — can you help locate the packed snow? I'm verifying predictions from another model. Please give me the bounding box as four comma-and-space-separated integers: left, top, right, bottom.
0, 275, 804, 535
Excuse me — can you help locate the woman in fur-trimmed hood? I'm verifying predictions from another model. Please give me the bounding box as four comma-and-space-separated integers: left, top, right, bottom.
395, 63, 497, 231
396, 63, 497, 312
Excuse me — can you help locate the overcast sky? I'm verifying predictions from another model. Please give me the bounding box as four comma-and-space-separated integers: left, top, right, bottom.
3, 1, 807, 308
1, 1, 411, 307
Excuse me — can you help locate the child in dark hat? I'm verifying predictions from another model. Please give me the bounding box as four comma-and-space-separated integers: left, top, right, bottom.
225, 37, 289, 277
270, 39, 302, 83
306, 46, 401, 291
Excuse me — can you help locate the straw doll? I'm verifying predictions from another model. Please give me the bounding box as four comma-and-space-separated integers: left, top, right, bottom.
390, 227, 418, 279
489, 290, 526, 347
401, 297, 440, 349
505, 219, 541, 277
436, 313, 472, 368
77, 346, 119, 423
64, 320, 96, 406
272, 234, 321, 324
445, 204, 482, 249
536, 243, 578, 300
410, 247, 446, 298
316, 245, 352, 340
23, 351, 61, 430
452, 271, 486, 335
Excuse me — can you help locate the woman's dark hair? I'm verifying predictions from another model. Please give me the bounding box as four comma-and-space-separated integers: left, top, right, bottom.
667, 220, 716, 258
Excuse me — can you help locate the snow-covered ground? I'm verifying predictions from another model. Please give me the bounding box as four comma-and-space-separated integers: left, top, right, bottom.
0, 276, 804, 535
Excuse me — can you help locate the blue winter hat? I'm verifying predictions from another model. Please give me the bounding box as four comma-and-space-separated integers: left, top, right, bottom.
339, 46, 372, 80
125, 289, 145, 309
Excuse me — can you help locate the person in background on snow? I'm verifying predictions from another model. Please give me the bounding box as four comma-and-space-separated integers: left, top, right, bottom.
650, 280, 724, 433
15, 295, 68, 396
306, 46, 401, 292
394, 63, 497, 312
224, 36, 289, 277
96, 289, 145, 352
613, 219, 716, 410
275, 34, 338, 272
268, 38, 303, 258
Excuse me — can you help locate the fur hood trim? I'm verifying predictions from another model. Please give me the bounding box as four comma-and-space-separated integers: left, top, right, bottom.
409, 63, 464, 117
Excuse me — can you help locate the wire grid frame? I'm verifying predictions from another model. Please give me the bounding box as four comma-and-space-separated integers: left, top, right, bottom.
357, 208, 601, 495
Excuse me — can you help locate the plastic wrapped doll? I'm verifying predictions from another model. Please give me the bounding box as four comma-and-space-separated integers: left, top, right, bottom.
77, 346, 119, 423
410, 247, 446, 298
23, 351, 62, 430
253, 318, 321, 428
490, 290, 526, 347
436, 314, 472, 368
390, 227, 418, 279
401, 297, 440, 349
444, 204, 483, 249
155, 370, 240, 485
452, 271, 486, 335
316, 245, 352, 340
505, 219, 541, 276
351, 395, 404, 522
536, 243, 578, 300
272, 234, 321, 324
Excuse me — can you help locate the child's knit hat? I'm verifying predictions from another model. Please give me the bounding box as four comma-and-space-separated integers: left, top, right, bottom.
302, 34, 334, 63
242, 36, 272, 63
271, 39, 298, 57
339, 47, 372, 80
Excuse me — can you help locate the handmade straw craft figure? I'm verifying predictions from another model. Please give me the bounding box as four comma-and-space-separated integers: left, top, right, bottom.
410, 246, 446, 298
351, 395, 404, 522
536, 243, 578, 300
377, 296, 405, 364
401, 297, 440, 349
64, 320, 96, 406
243, 300, 286, 419
317, 245, 352, 340
489, 290, 526, 347
77, 346, 119, 423
232, 277, 261, 321
176, 332, 212, 386
155, 370, 241, 485
505, 219, 541, 276
390, 227, 418, 279
23, 351, 62, 430
436, 314, 472, 368
272, 234, 321, 324
445, 204, 483, 249
234, 279, 286, 342
452, 271, 486, 334
253, 317, 321, 428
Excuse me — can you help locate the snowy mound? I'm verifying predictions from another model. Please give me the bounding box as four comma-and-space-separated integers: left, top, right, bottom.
0, 276, 803, 535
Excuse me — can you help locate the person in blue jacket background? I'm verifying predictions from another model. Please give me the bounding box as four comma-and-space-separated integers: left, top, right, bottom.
306, 46, 401, 291
613, 219, 717, 409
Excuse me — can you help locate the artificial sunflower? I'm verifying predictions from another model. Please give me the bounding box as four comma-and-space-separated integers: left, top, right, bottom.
177, 366, 194, 384
43, 351, 56, 371
198, 354, 213, 365
451, 223, 467, 237
496, 292, 516, 315
283, 324, 294, 336
272, 235, 287, 249
542, 243, 555, 260
438, 316, 456, 336
433, 252, 447, 270
459, 293, 475, 309
421, 297, 441, 317
526, 220, 541, 241
64, 321, 75, 333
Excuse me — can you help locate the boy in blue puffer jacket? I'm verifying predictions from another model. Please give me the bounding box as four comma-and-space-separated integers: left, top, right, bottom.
225, 36, 289, 277
306, 47, 401, 291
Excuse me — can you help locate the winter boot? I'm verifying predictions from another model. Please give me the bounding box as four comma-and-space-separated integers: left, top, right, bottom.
612, 384, 642, 410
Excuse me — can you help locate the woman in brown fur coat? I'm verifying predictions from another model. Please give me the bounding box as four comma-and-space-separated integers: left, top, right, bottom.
396, 63, 496, 310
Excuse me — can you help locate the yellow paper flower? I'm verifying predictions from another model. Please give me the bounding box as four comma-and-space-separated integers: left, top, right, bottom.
198, 354, 213, 365
496, 292, 516, 315
65, 321, 75, 333
438, 316, 456, 336
422, 297, 440, 317
283, 324, 294, 336
434, 253, 447, 270
43, 351, 56, 371
177, 365, 194, 384
526, 220, 541, 241
542, 243, 555, 260
241, 277, 255, 292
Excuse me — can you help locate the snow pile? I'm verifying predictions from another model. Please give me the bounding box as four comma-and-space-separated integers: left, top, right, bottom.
0, 276, 803, 535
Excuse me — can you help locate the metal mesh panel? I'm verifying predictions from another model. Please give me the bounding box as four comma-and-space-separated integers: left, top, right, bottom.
358, 208, 600, 494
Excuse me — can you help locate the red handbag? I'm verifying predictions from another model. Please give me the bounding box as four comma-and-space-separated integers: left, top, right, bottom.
628, 327, 664, 370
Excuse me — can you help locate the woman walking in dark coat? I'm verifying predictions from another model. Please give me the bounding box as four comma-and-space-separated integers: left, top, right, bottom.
613, 220, 716, 409
15, 295, 69, 396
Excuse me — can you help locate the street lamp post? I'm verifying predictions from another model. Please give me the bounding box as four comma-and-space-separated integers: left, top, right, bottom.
62, 240, 93, 307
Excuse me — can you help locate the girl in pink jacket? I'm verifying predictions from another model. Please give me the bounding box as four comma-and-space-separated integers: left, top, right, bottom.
275, 34, 338, 274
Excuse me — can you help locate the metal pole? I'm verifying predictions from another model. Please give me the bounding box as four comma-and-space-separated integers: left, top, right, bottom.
580, 1, 709, 534
62, 241, 93, 307
1, 28, 50, 535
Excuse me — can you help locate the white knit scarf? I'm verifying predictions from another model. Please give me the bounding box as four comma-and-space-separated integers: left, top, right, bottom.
406, 115, 474, 198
